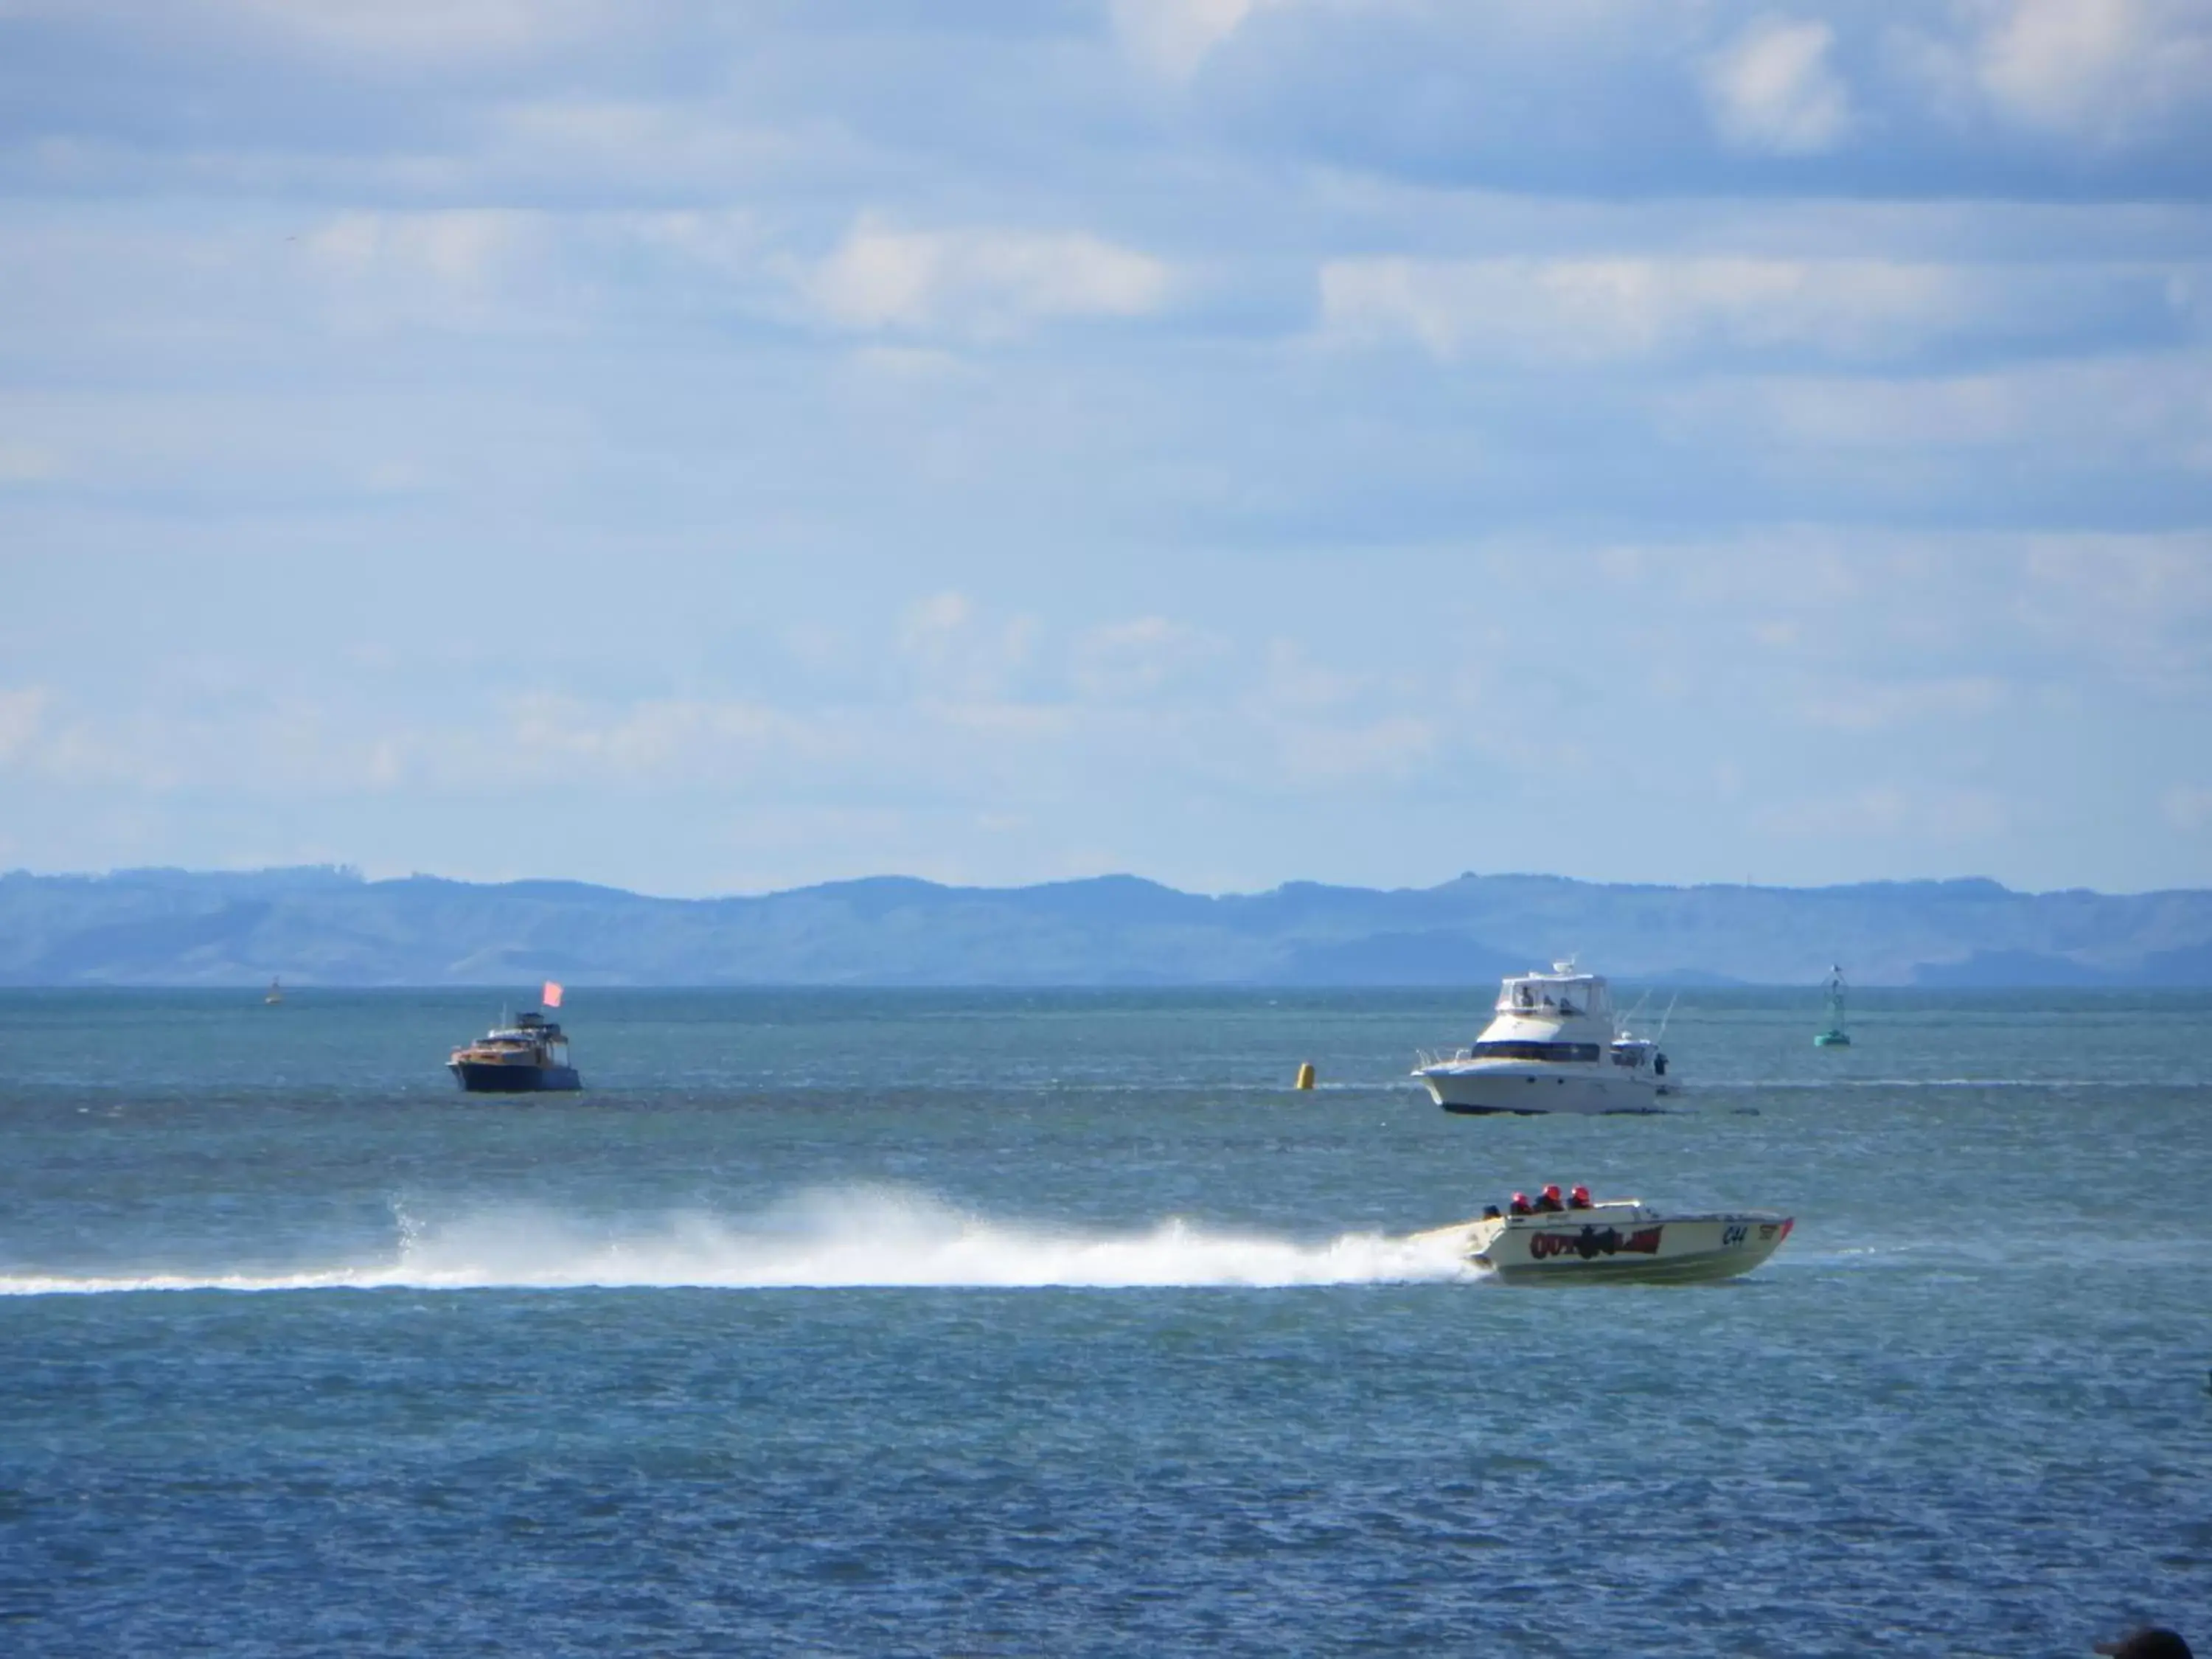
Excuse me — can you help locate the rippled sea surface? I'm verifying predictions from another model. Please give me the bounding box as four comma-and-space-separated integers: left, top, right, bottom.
3, 987, 2207, 1657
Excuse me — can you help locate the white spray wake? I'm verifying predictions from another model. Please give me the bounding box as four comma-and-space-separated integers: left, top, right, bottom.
0, 1184, 1484, 1296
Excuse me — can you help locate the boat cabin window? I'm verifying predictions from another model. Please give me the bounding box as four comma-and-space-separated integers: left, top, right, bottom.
1472, 1040, 1603, 1064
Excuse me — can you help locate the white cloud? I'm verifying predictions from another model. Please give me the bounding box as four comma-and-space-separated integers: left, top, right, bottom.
1071, 617, 1228, 700
0, 442, 63, 484
495, 692, 807, 786
1269, 712, 1436, 787
1675, 353, 2212, 470
1795, 675, 2008, 731
1756, 784, 2012, 842
1110, 0, 1292, 78
0, 686, 50, 762
1320, 256, 1973, 364
899, 591, 978, 657
222, 0, 614, 61
2014, 541, 2212, 687
1973, 0, 2212, 142
483, 103, 806, 196
0, 0, 621, 62
836, 345, 974, 390
307, 209, 528, 282
1259, 638, 1366, 713
1894, 0, 2212, 146
0, 694, 415, 795
1928, 789, 2014, 841
304, 209, 549, 333
804, 218, 1172, 338
897, 592, 1043, 703
2164, 785, 2212, 830
1705, 15, 1854, 154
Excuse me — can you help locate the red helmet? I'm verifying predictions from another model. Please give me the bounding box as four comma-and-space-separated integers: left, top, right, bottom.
1571, 1185, 1590, 1203
1510, 1192, 1528, 1204
1543, 1184, 1562, 1200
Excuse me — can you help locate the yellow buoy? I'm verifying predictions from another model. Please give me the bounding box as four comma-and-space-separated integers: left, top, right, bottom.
1295, 1062, 1316, 1091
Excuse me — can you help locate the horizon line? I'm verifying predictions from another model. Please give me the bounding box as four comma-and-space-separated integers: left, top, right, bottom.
7, 864, 2197, 902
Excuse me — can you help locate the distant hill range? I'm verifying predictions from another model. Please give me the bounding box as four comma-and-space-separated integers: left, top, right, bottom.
4, 866, 2211, 988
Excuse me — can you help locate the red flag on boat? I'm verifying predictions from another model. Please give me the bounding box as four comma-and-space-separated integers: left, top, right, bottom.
542, 981, 563, 1009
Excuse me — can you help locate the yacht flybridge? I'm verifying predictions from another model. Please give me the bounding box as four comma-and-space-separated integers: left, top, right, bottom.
1414, 963, 1672, 1116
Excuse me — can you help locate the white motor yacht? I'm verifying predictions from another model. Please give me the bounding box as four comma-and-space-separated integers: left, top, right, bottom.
1413, 1198, 1792, 1284
1414, 962, 1671, 1115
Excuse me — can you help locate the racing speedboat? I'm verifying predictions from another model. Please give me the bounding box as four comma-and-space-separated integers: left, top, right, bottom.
1413, 1198, 1792, 1284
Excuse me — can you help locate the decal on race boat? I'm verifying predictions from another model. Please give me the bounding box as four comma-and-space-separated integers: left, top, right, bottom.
1527, 1225, 1664, 1262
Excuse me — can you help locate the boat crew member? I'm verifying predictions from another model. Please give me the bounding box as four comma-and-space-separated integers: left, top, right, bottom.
1568, 1185, 1593, 1210
1482, 1205, 1503, 1220
1534, 1184, 1565, 1213
1508, 1192, 1532, 1217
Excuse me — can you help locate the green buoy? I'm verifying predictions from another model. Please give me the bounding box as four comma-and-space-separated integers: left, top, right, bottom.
1814, 964, 1851, 1048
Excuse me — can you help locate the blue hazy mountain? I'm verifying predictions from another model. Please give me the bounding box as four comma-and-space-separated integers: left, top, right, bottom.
4, 866, 2211, 987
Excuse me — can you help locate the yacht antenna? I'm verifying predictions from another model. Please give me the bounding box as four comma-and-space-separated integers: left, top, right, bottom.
1657, 994, 1679, 1040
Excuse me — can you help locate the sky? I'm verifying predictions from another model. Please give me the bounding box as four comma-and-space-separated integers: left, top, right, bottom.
2, 0, 2211, 898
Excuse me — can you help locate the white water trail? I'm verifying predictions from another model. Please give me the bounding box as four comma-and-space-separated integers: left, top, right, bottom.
0, 1184, 1486, 1296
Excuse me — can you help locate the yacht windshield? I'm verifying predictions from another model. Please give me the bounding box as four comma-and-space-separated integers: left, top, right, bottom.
1471, 1040, 1603, 1064
1498, 976, 1610, 1018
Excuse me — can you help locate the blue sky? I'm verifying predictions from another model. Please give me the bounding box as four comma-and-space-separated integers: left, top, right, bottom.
3, 0, 2210, 897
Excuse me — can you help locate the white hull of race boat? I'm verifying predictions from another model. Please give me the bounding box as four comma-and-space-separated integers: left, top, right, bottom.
1416, 1063, 1669, 1116
1411, 1201, 1792, 1284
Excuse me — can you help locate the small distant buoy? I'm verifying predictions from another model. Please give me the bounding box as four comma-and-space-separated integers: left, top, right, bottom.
1295, 1062, 1316, 1091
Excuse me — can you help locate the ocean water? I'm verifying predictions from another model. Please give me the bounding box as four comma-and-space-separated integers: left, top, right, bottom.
1, 987, 2205, 1657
